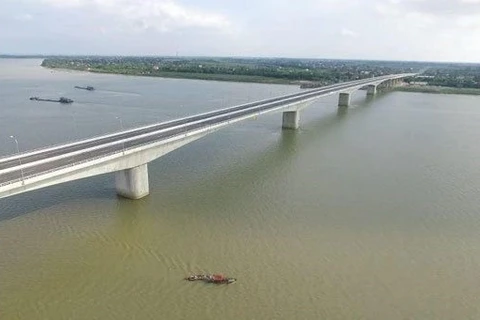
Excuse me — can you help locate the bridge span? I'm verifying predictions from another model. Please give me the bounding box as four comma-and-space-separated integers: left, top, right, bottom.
0, 73, 415, 200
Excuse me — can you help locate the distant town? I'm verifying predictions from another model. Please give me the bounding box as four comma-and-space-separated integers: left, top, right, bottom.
4, 55, 480, 94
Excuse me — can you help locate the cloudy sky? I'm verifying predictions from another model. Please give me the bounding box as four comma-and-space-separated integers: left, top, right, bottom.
2, 0, 480, 62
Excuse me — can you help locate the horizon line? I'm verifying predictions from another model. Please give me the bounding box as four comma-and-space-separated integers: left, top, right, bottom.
1, 54, 479, 65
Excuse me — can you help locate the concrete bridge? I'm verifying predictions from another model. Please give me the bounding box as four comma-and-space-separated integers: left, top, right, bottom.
0, 74, 415, 200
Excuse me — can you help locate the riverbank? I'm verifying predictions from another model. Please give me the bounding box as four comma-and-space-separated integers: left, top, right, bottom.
85, 68, 293, 84
44, 65, 296, 84
40, 57, 419, 87
40, 58, 480, 94
394, 85, 480, 95
41, 59, 305, 85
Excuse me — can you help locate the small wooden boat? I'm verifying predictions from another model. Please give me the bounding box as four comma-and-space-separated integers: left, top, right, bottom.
185, 274, 236, 284
75, 86, 95, 91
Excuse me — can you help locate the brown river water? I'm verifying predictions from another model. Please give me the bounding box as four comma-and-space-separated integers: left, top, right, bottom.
1, 59, 480, 319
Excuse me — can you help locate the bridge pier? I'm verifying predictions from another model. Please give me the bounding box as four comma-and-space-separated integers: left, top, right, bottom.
115, 163, 149, 199
338, 92, 351, 107
282, 111, 300, 130
366, 85, 377, 97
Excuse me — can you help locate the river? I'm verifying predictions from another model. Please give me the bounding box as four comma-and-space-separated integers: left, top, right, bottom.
1, 59, 480, 320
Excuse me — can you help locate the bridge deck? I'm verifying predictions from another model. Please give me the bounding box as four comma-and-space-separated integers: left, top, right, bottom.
0, 74, 415, 188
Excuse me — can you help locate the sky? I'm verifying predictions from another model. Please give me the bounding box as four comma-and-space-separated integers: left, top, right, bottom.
1, 0, 480, 62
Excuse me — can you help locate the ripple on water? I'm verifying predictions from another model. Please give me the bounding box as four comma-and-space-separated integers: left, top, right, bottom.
3, 63, 480, 319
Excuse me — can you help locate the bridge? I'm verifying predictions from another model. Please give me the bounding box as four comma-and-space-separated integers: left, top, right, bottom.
0, 73, 415, 200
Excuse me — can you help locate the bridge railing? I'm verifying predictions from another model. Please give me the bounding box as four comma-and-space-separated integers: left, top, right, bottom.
0, 143, 135, 188
0, 73, 417, 188
0, 74, 414, 162
0, 151, 119, 188
0, 83, 326, 161
0, 103, 276, 188
0, 127, 214, 188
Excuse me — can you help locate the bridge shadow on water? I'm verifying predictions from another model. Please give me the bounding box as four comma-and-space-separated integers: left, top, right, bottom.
0, 176, 115, 223
0, 96, 379, 223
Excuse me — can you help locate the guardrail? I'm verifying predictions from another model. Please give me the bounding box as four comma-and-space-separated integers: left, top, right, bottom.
0, 126, 213, 188
0, 74, 413, 163
0, 73, 416, 189
0, 80, 336, 162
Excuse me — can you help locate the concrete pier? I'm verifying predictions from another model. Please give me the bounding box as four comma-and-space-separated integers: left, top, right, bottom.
338, 92, 351, 107
366, 85, 377, 96
115, 164, 149, 199
282, 111, 300, 130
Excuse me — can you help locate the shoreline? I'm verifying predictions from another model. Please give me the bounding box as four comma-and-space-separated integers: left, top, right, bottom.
43, 66, 299, 85
43, 65, 480, 95
393, 85, 480, 95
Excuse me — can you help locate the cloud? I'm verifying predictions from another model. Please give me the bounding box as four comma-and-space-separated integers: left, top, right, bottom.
40, 0, 231, 32
42, 0, 82, 6
370, 0, 480, 61
376, 0, 480, 30
377, 0, 480, 16
340, 28, 358, 37
3, 0, 480, 61
14, 13, 33, 21
456, 13, 480, 29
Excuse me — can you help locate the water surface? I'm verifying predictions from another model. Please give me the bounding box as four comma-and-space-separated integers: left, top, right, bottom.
1, 59, 480, 320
